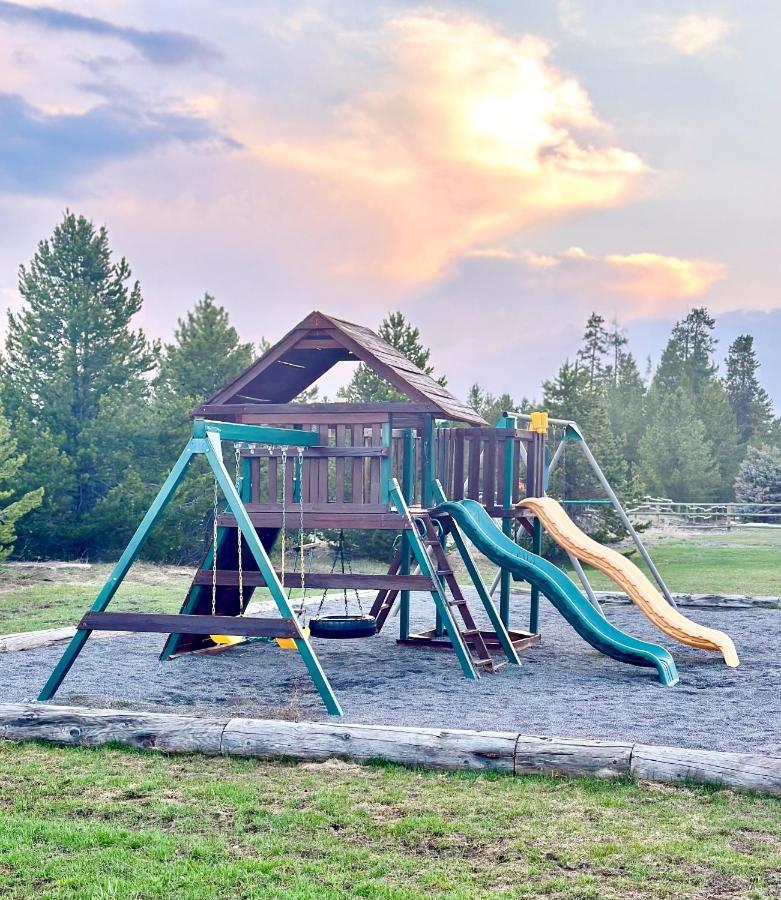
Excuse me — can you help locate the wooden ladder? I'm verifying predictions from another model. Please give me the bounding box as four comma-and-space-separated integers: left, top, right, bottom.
389, 479, 500, 680
415, 511, 504, 674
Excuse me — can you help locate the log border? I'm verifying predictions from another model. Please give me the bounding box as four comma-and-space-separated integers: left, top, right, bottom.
0, 702, 779, 796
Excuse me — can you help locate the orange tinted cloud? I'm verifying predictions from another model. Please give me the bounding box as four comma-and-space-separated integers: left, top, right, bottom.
245, 11, 647, 283
475, 246, 725, 313
604, 252, 725, 302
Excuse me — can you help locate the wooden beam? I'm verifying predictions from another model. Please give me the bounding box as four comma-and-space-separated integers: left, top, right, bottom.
192, 571, 435, 591
79, 611, 299, 638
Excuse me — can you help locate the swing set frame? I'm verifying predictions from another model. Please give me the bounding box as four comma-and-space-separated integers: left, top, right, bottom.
38, 418, 344, 717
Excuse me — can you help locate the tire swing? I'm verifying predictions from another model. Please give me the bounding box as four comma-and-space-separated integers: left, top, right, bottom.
308, 530, 377, 639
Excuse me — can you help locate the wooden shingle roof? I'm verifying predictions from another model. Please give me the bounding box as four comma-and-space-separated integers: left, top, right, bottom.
196, 310, 486, 425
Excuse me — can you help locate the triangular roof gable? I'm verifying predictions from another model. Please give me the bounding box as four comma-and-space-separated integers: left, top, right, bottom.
199, 311, 486, 425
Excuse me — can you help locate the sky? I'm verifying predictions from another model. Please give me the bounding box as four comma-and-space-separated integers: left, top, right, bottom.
0, 1, 779, 404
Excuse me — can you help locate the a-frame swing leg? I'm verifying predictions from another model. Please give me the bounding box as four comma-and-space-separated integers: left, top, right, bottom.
39, 431, 343, 717
203, 432, 343, 716
38, 441, 199, 701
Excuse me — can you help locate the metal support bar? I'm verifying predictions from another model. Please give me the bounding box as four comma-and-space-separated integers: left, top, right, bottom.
566, 553, 604, 616
575, 436, 677, 610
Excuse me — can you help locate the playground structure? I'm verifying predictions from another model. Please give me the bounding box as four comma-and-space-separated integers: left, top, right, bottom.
37, 311, 738, 715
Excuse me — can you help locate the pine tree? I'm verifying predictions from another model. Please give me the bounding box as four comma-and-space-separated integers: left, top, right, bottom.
0, 405, 43, 558
467, 384, 526, 425
637, 388, 720, 501
724, 335, 773, 445
605, 319, 629, 386
2, 212, 157, 557
734, 446, 781, 518
648, 308, 739, 498
338, 312, 445, 402
156, 294, 254, 403
92, 295, 257, 561
577, 313, 609, 388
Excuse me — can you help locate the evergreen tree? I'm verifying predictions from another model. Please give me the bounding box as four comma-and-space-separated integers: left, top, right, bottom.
577, 313, 609, 388
605, 319, 629, 386
648, 308, 739, 498
543, 359, 635, 540
653, 307, 718, 399
734, 446, 781, 519
637, 388, 720, 501
724, 335, 773, 445
2, 212, 157, 557
92, 295, 257, 561
0, 405, 43, 558
156, 294, 254, 403
338, 312, 445, 402
606, 350, 646, 480
467, 384, 527, 425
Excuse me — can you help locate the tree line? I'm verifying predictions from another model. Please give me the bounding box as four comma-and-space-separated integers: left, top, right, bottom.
0, 211, 779, 562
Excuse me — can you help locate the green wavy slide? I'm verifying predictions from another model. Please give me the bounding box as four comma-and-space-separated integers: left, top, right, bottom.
434, 499, 679, 686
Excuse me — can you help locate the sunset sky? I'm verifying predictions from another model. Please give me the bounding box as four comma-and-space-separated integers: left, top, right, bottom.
1, 1, 779, 402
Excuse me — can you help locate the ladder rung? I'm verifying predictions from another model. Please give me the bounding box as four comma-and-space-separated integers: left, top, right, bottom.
461, 629, 481, 637
436, 569, 453, 576
473, 657, 498, 668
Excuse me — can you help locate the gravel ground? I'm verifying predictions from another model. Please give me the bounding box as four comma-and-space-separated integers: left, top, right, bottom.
2, 591, 778, 754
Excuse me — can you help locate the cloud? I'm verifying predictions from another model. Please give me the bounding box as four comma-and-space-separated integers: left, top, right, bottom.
0, 92, 239, 193
0, 1, 221, 67
242, 11, 647, 284
471, 246, 725, 311
651, 14, 735, 56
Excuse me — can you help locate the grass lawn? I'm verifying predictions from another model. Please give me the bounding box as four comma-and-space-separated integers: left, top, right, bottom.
1, 528, 778, 636
561, 530, 781, 597
0, 742, 779, 899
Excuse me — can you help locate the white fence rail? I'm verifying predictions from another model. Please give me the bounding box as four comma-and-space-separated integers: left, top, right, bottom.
626, 498, 781, 530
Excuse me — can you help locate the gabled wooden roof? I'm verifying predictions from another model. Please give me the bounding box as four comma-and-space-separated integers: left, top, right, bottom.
196, 310, 486, 425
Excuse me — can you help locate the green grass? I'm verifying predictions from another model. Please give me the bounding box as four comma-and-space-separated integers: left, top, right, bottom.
1, 528, 779, 636
0, 741, 779, 899
562, 531, 781, 597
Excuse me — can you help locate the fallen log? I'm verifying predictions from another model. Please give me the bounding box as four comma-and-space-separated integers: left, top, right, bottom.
630, 744, 781, 796
0, 702, 228, 754
0, 703, 779, 795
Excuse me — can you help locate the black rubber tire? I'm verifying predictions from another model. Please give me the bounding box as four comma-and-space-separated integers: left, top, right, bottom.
308, 614, 377, 639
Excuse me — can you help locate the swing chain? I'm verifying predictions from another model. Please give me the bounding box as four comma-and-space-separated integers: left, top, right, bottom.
235, 444, 244, 612
211, 477, 218, 617
280, 446, 287, 588
298, 446, 306, 610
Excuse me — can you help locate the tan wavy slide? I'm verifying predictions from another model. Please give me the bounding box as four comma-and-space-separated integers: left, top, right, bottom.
519, 497, 739, 667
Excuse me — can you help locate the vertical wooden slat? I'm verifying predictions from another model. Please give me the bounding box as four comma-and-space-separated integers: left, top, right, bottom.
335, 425, 346, 504
352, 425, 364, 505
496, 438, 505, 508
453, 429, 465, 500
285, 448, 295, 510
468, 435, 481, 500
318, 425, 330, 503
268, 453, 278, 504
250, 456, 260, 504
445, 430, 454, 500
370, 423, 381, 504
483, 432, 496, 508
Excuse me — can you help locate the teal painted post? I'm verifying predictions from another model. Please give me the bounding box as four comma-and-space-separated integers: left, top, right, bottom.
399, 428, 415, 641
39, 442, 199, 700
422, 416, 444, 636
204, 432, 343, 716
389, 479, 477, 680
499, 417, 515, 628
380, 421, 392, 505
530, 518, 541, 633
421, 415, 435, 508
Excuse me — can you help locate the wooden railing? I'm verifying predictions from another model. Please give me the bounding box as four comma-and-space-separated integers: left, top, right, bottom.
243, 420, 390, 512
434, 427, 536, 513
